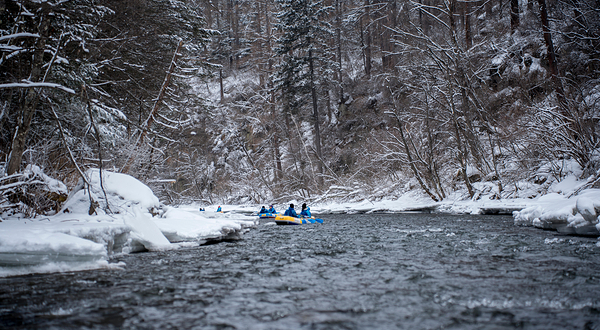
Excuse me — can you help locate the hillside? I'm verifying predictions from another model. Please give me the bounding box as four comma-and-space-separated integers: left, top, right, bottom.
1, 0, 599, 215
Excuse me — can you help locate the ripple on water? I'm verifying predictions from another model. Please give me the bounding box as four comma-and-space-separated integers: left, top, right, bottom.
1, 213, 600, 329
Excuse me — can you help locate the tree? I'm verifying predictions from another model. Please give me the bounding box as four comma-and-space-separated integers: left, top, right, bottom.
362, 0, 372, 78
511, 0, 520, 32
274, 0, 333, 191
90, 0, 214, 181
1, 0, 112, 176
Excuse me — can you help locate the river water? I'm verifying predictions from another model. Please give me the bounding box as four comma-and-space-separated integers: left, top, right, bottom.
1, 213, 600, 329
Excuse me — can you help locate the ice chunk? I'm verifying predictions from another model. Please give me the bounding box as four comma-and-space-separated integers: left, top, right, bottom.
124, 207, 173, 251
576, 197, 597, 223
153, 207, 253, 243
0, 230, 106, 266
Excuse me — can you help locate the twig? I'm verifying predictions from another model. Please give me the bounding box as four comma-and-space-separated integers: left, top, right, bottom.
50, 106, 90, 185
82, 85, 112, 214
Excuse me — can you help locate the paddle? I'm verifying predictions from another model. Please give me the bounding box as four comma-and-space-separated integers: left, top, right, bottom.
302, 207, 323, 223
301, 216, 323, 224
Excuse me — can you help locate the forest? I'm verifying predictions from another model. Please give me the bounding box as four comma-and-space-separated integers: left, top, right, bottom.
0, 0, 599, 216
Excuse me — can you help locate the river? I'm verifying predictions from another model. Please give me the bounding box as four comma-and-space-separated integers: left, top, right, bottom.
1, 213, 599, 329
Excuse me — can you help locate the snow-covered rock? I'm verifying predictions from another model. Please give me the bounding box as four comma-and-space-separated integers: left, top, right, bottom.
63, 168, 160, 215
0, 169, 256, 277
513, 189, 600, 236
576, 197, 597, 223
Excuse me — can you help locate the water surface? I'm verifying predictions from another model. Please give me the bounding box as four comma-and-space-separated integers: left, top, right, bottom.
1, 213, 599, 329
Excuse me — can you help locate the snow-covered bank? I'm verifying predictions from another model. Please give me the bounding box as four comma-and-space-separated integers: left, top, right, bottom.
0, 169, 256, 277
219, 175, 600, 240
2, 166, 599, 278
219, 195, 530, 217
513, 190, 600, 236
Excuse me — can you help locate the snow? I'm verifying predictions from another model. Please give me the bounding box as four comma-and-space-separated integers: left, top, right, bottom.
0, 169, 257, 277
2, 161, 600, 278
513, 184, 600, 235
124, 207, 173, 252
92, 168, 160, 210
0, 32, 39, 41
154, 207, 255, 244
491, 53, 507, 66
0, 82, 76, 94
576, 197, 597, 223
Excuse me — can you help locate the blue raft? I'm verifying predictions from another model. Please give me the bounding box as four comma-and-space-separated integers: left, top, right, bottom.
274, 214, 324, 225
258, 212, 278, 219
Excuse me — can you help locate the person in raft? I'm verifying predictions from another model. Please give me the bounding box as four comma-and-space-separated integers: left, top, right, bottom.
267, 204, 277, 213
259, 205, 267, 214
300, 203, 311, 218
216, 206, 222, 212
284, 203, 299, 217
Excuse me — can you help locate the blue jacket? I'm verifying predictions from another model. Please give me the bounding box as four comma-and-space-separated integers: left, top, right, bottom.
300, 208, 311, 217
284, 207, 298, 217
259, 207, 267, 214
268, 207, 276, 213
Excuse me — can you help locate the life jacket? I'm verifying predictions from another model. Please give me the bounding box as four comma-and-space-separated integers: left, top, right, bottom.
284, 207, 298, 217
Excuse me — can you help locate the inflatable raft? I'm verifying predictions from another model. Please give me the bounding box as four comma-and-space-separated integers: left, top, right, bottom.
258, 212, 278, 219
274, 214, 324, 225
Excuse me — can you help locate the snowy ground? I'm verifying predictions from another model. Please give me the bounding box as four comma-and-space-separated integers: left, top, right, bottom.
220, 172, 600, 243
0, 169, 257, 277
1, 169, 599, 278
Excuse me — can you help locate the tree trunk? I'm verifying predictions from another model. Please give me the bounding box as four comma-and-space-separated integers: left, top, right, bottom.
273, 132, 283, 180
140, 40, 183, 145
537, 0, 564, 103
336, 0, 343, 104
363, 0, 372, 79
6, 11, 51, 175
282, 63, 301, 177
83, 85, 112, 213
418, 0, 424, 33
511, 0, 520, 32
266, 9, 281, 181
450, 107, 474, 198
309, 48, 324, 184
382, 0, 397, 70
424, 93, 446, 199
449, 0, 457, 31
391, 111, 439, 202
486, 0, 493, 19
219, 69, 224, 102
122, 40, 183, 174
464, 0, 472, 48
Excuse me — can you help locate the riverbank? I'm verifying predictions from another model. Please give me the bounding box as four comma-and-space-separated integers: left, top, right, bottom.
1, 168, 599, 278
206, 185, 600, 239
0, 169, 257, 277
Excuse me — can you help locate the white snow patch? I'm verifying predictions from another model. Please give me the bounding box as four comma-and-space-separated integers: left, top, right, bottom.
0, 169, 256, 277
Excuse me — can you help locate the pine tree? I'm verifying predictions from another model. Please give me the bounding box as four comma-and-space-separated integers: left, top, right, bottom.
274, 0, 333, 190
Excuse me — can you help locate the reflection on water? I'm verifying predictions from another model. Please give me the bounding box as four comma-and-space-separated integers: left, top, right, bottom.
1, 213, 599, 329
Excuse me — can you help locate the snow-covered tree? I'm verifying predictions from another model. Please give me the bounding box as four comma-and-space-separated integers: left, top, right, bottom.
1, 0, 113, 177
274, 0, 334, 193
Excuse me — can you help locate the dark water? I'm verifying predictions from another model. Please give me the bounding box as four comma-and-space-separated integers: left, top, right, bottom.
1, 213, 600, 329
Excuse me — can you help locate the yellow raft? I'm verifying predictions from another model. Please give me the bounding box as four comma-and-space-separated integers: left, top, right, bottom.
274, 214, 323, 225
